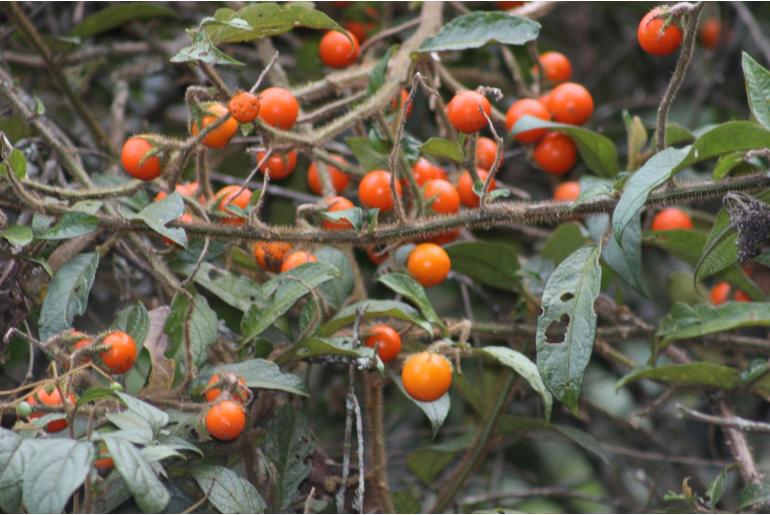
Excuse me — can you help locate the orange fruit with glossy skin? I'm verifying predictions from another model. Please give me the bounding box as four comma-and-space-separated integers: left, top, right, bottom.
699, 18, 722, 50
215, 185, 252, 226
308, 158, 351, 195
505, 98, 550, 143
258, 87, 300, 130
205, 374, 250, 403
710, 282, 731, 305
554, 181, 581, 202
535, 51, 572, 83
401, 352, 452, 402
191, 103, 239, 149
457, 169, 496, 208
205, 400, 246, 441
155, 182, 205, 204
228, 91, 260, 123
364, 324, 402, 363
638, 8, 683, 56
322, 196, 355, 230
412, 158, 439, 186
651, 208, 693, 231
433, 165, 449, 181
475, 136, 501, 170
256, 150, 297, 180
26, 386, 76, 433
446, 91, 492, 134
547, 82, 594, 125
100, 331, 138, 374
281, 251, 317, 273
366, 245, 389, 265
94, 443, 114, 473
319, 30, 360, 69
407, 243, 451, 287
253, 241, 292, 272
533, 132, 577, 175
121, 136, 161, 180
423, 179, 460, 214
358, 170, 402, 211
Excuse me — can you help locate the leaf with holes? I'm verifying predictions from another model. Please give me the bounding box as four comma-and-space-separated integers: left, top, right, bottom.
420, 12, 540, 52
536, 245, 602, 414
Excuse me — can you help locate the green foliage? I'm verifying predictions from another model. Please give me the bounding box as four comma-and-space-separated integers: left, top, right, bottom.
420, 12, 540, 52
38, 252, 99, 341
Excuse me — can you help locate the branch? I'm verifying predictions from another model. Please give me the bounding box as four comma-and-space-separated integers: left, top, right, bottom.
678, 404, 770, 434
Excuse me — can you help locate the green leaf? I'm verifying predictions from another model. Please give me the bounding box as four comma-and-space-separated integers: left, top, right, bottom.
445, 241, 520, 290
406, 434, 474, 484
391, 371, 450, 438
512, 117, 620, 178
0, 428, 27, 513
536, 245, 602, 414
346, 136, 390, 171
116, 392, 169, 434
315, 246, 354, 310
475, 346, 552, 419
0, 149, 27, 179
214, 359, 308, 396
39, 212, 99, 240
241, 262, 338, 341
378, 272, 444, 330
170, 30, 244, 66
616, 362, 740, 390
265, 405, 314, 511
541, 222, 590, 265
120, 192, 187, 248
419, 137, 464, 163
21, 439, 93, 514
76, 387, 117, 406
497, 415, 609, 463
613, 147, 688, 244
186, 262, 265, 312
103, 436, 170, 513
602, 213, 646, 294
676, 121, 770, 171
71, 3, 175, 38
706, 467, 729, 508
164, 293, 218, 368
0, 225, 33, 246
713, 151, 748, 179
204, 3, 342, 44
319, 299, 432, 336
657, 302, 770, 347
320, 207, 363, 232
742, 52, 770, 130
419, 12, 540, 52
112, 302, 150, 347
192, 465, 266, 514
38, 252, 99, 341
737, 482, 770, 510
665, 122, 696, 147
368, 45, 395, 96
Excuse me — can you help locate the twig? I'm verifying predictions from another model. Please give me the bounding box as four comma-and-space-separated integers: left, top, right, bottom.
712, 398, 764, 485
678, 404, 770, 434
478, 108, 504, 208
250, 51, 279, 94
360, 17, 421, 55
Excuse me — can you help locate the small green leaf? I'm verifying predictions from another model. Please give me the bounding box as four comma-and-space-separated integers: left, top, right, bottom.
164, 293, 218, 370
116, 392, 169, 433
512, 116, 620, 178
368, 45, 395, 95
378, 272, 444, 330
21, 440, 93, 514
346, 136, 390, 171
706, 467, 729, 508
0, 148, 27, 179
319, 299, 432, 336
541, 222, 590, 264
265, 405, 314, 511
602, 213, 646, 294
320, 207, 363, 232
185, 262, 264, 312
0, 225, 33, 246
120, 192, 187, 248
419, 137, 464, 163
391, 371, 450, 438
315, 246, 354, 310
657, 302, 770, 348
39, 212, 98, 240
38, 252, 99, 341
713, 151, 748, 179
536, 245, 602, 413
676, 121, 770, 171
737, 481, 770, 510
742, 52, 770, 130
103, 436, 170, 513
170, 30, 245, 66
616, 362, 740, 390
71, 3, 174, 38
192, 465, 266, 514
445, 241, 519, 290
420, 12, 540, 52
213, 359, 308, 396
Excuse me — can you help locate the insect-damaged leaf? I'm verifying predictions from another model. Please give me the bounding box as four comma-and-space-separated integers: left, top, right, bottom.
536, 245, 602, 414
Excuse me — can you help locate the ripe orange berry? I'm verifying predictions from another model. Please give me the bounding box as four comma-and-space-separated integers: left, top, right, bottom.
365, 324, 402, 363
26, 386, 76, 433
412, 158, 439, 186
215, 185, 252, 224
554, 181, 581, 202
366, 244, 389, 265
322, 196, 355, 230
423, 179, 460, 215
155, 181, 205, 205
253, 241, 292, 272
546, 82, 594, 125
307, 158, 351, 195
407, 243, 451, 287
535, 51, 572, 83
191, 102, 239, 149
281, 251, 318, 273
651, 208, 693, 231
121, 136, 161, 180
205, 374, 250, 403
256, 150, 297, 180
734, 290, 751, 302
457, 169, 496, 208
258, 87, 300, 130
638, 8, 683, 56
699, 18, 722, 50
228, 91, 260, 123
533, 132, 577, 176
100, 331, 138, 374
358, 170, 402, 211
205, 400, 246, 441
94, 443, 114, 474
401, 352, 453, 402
391, 89, 413, 117
344, 20, 376, 43
319, 30, 360, 69
710, 282, 731, 305
446, 91, 492, 134
475, 136, 501, 170
505, 98, 551, 143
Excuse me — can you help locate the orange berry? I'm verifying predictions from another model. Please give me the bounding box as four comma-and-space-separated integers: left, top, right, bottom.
307, 158, 351, 195
553, 181, 581, 202
734, 290, 751, 302
710, 282, 731, 305
546, 82, 594, 125
505, 98, 551, 143
344, 20, 376, 43
699, 18, 722, 50
364, 324, 402, 363
100, 331, 138, 374
407, 243, 451, 287
638, 8, 683, 56
191, 102, 239, 149
205, 374, 250, 403
412, 158, 439, 186
366, 244, 389, 265
258, 87, 300, 130
358, 170, 402, 211
423, 179, 460, 215
401, 352, 452, 402
456, 169, 496, 208
535, 51, 572, 83
228, 91, 261, 123
205, 400, 246, 441
215, 185, 252, 226
121, 136, 161, 180
319, 30, 360, 69
651, 208, 693, 231
26, 387, 76, 433
446, 91, 492, 134
256, 150, 297, 180
322, 196, 356, 230
533, 132, 577, 176
253, 241, 293, 272
281, 251, 317, 273
475, 136, 501, 170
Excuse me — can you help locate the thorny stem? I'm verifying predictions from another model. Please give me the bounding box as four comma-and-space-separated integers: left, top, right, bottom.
478, 108, 505, 208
